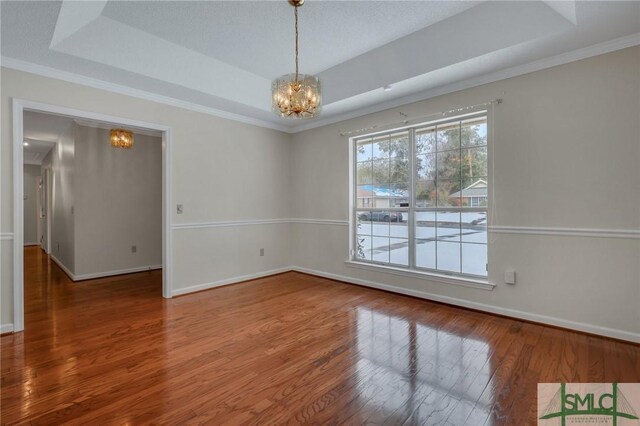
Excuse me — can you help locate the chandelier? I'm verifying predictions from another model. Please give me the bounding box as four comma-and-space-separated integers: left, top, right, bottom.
110, 129, 134, 149
272, 0, 321, 118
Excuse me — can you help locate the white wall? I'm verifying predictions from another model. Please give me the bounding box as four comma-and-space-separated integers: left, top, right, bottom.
1, 66, 292, 327
48, 122, 76, 273
22, 164, 40, 245
290, 46, 640, 341
74, 126, 162, 277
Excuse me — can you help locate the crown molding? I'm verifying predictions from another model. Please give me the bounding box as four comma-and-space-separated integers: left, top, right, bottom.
289, 33, 640, 133
2, 33, 639, 136
0, 57, 293, 134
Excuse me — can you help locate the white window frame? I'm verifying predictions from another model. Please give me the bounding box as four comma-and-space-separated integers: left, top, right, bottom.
347, 107, 494, 290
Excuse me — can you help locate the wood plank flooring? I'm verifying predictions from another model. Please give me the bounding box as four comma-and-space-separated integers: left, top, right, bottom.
1, 246, 638, 424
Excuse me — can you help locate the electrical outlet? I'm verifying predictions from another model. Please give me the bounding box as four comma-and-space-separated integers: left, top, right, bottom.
505, 269, 516, 285
260, 248, 264, 256
176, 204, 183, 214
131, 245, 137, 253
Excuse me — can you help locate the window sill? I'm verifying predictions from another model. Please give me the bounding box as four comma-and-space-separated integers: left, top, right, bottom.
344, 260, 496, 291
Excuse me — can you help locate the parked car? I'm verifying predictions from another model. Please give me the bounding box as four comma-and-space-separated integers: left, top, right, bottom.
359, 211, 403, 222
470, 217, 487, 225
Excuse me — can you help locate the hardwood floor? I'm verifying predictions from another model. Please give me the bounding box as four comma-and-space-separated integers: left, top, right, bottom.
2, 247, 639, 425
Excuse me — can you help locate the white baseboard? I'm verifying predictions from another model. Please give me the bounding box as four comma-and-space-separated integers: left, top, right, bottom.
24, 242, 39, 246
291, 266, 640, 344
0, 324, 14, 334
73, 265, 162, 281
171, 267, 291, 297
50, 254, 161, 281
50, 254, 75, 280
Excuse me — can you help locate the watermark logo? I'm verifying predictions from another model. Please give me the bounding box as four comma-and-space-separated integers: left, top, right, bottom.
538, 383, 640, 425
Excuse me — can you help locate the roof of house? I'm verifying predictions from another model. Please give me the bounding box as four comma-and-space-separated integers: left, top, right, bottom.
357, 185, 407, 198
449, 179, 487, 198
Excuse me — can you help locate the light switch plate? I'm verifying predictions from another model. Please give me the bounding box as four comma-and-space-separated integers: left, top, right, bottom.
177, 204, 183, 214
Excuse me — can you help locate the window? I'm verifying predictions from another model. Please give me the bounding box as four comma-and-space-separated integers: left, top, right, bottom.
352, 111, 488, 279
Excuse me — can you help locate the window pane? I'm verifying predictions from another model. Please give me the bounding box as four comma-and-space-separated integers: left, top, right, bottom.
416, 154, 436, 181
416, 126, 436, 154
416, 211, 437, 269
372, 236, 389, 263
389, 131, 410, 159
372, 219, 390, 237
372, 159, 390, 184
390, 238, 409, 266
437, 121, 460, 151
356, 139, 373, 161
460, 177, 488, 207
356, 211, 373, 235
461, 117, 487, 148
390, 158, 410, 188
462, 243, 487, 276
436, 179, 462, 207
461, 146, 487, 179
390, 212, 408, 238
462, 211, 487, 244
437, 150, 461, 181
436, 211, 461, 242
390, 183, 409, 207
372, 135, 389, 159
356, 234, 372, 261
415, 180, 436, 208
437, 241, 461, 273
356, 162, 373, 184
356, 186, 375, 208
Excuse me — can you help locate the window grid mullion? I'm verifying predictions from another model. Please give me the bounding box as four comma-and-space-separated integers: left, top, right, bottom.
408, 128, 416, 270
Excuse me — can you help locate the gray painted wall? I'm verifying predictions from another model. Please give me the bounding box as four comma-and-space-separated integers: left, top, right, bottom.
48, 123, 76, 272
23, 164, 41, 245
74, 126, 162, 276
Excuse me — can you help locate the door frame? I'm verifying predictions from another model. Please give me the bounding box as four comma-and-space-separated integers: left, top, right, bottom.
12, 98, 173, 332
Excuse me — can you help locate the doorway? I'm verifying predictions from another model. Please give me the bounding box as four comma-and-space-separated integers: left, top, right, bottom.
12, 99, 173, 332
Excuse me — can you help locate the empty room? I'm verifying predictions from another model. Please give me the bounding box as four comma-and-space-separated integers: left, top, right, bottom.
1, 1, 638, 424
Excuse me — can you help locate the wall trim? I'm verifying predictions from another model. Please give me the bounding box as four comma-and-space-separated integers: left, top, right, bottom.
290, 266, 640, 344
171, 218, 348, 230
73, 265, 163, 282
50, 254, 162, 282
290, 33, 640, 133
1, 233, 14, 241
24, 242, 39, 246
172, 218, 291, 230
50, 254, 75, 281
291, 218, 349, 226
489, 226, 640, 239
0, 324, 14, 334
171, 267, 291, 297
0, 57, 291, 134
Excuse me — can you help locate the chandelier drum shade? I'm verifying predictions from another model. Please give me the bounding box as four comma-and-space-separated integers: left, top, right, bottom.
272, 0, 321, 118
110, 129, 134, 149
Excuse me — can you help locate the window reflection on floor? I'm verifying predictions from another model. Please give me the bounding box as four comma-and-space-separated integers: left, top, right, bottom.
355, 307, 492, 424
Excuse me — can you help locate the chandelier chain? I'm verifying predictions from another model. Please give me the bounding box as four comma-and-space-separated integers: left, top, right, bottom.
294, 5, 299, 81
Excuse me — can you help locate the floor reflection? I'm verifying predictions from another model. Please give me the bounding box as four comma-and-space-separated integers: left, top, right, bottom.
355, 307, 492, 424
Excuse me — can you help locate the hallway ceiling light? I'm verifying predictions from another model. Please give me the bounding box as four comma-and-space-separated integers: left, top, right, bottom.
110, 129, 134, 149
272, 0, 321, 119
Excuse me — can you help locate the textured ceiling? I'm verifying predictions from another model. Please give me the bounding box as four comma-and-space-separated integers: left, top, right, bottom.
2, 1, 639, 132
101, 1, 481, 78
